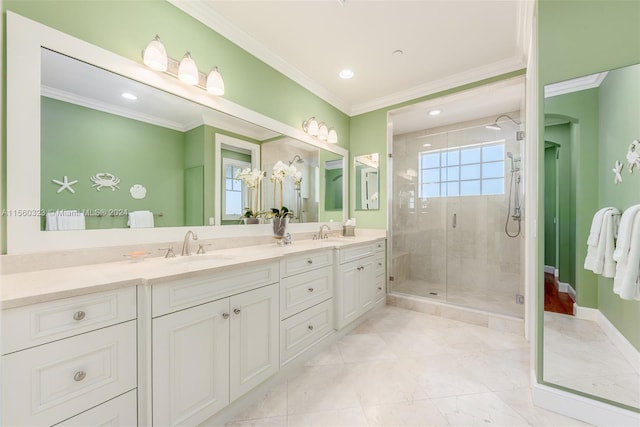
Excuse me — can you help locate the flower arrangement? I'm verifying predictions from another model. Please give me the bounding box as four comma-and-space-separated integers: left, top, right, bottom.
268, 160, 302, 218
234, 167, 264, 219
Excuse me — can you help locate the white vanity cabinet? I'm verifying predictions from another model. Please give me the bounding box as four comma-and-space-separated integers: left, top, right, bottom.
279, 249, 334, 365
335, 239, 386, 329
0, 287, 138, 427
150, 262, 279, 427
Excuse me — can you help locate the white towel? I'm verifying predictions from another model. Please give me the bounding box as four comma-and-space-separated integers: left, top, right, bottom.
613, 204, 640, 263
128, 210, 154, 228
584, 207, 619, 277
55, 210, 86, 230
613, 213, 640, 300
45, 212, 58, 231
587, 207, 610, 246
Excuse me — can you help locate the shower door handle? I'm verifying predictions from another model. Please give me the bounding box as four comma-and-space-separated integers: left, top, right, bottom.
452, 213, 457, 228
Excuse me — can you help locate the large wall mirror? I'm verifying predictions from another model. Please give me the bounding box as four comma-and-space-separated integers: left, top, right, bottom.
6, 12, 347, 253
542, 63, 640, 411
354, 153, 380, 210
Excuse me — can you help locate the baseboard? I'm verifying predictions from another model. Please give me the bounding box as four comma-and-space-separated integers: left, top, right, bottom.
597, 311, 640, 375
574, 304, 599, 321
533, 383, 640, 426
544, 265, 556, 275
558, 281, 576, 302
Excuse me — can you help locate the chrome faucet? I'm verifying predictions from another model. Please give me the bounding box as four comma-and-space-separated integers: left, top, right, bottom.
318, 224, 330, 240
181, 230, 198, 256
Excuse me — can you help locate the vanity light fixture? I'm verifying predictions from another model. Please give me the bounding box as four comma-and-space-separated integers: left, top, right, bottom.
142, 35, 168, 72
317, 123, 329, 141
142, 35, 225, 96
327, 128, 338, 144
303, 116, 338, 143
178, 52, 199, 85
302, 117, 320, 136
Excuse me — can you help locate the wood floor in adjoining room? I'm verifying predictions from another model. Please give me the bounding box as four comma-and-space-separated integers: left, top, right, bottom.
544, 273, 574, 315
226, 305, 591, 427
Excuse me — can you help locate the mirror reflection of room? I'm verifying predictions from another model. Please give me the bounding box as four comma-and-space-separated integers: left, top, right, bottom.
543, 63, 640, 410
354, 153, 380, 210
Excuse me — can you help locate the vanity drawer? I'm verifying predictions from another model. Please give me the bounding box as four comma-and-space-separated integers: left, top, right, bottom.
374, 252, 386, 276
280, 266, 333, 319
55, 389, 137, 426
152, 261, 278, 317
280, 249, 333, 277
1, 321, 137, 427
1, 287, 136, 355
374, 274, 386, 302
280, 299, 333, 365
374, 239, 386, 252
338, 243, 375, 264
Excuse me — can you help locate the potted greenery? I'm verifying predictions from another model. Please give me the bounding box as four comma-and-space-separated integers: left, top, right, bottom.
267, 161, 300, 242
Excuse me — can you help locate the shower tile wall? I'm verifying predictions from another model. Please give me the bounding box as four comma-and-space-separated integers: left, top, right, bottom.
391, 119, 523, 318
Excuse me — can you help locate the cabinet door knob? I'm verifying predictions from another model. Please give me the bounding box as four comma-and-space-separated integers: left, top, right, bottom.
73, 371, 86, 382
73, 311, 86, 321
378, 262, 382, 266
378, 287, 383, 290
308, 325, 314, 331
222, 313, 230, 319
307, 259, 313, 264
308, 287, 314, 292
233, 308, 241, 315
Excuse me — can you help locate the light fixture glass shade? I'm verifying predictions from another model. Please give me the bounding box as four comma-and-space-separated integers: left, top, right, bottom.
303, 117, 319, 136
327, 127, 338, 143
143, 35, 168, 72
206, 67, 225, 95
318, 123, 329, 140
178, 52, 199, 85
485, 123, 501, 130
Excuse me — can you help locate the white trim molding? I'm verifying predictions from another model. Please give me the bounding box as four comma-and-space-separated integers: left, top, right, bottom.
544, 72, 609, 98
533, 383, 640, 427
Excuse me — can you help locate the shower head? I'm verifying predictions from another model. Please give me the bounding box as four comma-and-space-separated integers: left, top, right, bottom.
486, 114, 521, 131
288, 155, 304, 166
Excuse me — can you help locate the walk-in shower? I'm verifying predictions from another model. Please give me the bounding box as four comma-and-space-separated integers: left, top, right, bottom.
390, 114, 525, 318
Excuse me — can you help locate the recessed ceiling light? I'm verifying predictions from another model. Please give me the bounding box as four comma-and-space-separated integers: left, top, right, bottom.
429, 109, 441, 116
423, 143, 432, 147
121, 92, 137, 100
339, 69, 354, 79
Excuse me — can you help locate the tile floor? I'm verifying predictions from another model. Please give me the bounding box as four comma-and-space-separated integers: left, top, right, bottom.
544, 311, 640, 409
227, 305, 591, 426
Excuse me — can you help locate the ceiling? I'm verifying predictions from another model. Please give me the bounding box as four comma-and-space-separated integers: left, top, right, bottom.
170, 0, 532, 120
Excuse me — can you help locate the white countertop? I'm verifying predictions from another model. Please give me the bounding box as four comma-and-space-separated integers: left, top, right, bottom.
1, 235, 385, 309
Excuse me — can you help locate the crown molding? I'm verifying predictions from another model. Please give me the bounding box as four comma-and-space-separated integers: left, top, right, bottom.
544, 72, 609, 98
168, 0, 351, 115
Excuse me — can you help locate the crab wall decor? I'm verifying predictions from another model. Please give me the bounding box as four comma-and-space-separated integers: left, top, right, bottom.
90, 172, 120, 192
625, 140, 640, 173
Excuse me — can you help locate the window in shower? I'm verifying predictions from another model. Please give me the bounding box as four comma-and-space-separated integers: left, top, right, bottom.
418, 141, 505, 198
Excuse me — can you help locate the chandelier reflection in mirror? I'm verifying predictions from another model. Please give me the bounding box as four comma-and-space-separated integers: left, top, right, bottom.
142, 35, 225, 96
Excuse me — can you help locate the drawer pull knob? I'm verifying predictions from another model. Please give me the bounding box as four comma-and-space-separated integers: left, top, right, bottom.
73, 311, 86, 321
308, 325, 314, 331
378, 262, 382, 266
234, 308, 241, 315
73, 371, 86, 382
308, 287, 314, 292
378, 287, 383, 290
222, 313, 230, 319
307, 260, 313, 264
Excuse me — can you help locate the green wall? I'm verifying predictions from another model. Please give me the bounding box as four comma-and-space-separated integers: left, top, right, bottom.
41, 97, 185, 229
537, 0, 640, 380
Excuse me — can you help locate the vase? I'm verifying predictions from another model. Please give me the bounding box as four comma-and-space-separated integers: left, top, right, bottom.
244, 217, 260, 224
272, 217, 288, 245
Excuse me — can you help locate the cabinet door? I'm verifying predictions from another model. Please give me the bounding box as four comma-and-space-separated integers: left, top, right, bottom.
229, 284, 279, 402
358, 258, 376, 312
152, 298, 230, 427
337, 261, 360, 329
